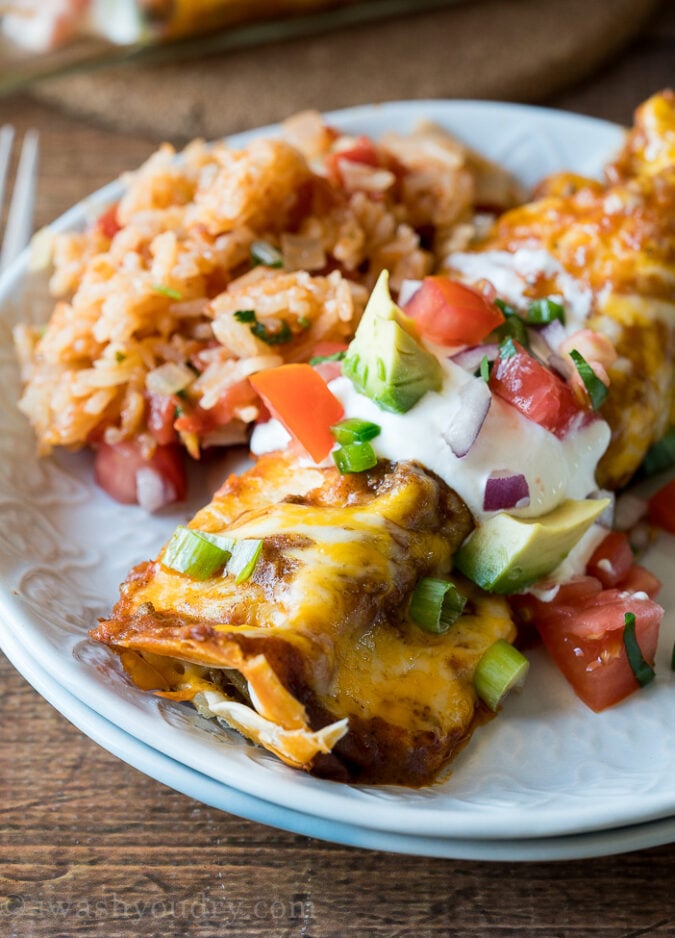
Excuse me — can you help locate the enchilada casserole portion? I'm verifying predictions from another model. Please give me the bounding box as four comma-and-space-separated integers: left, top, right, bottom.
445, 90, 675, 489
92, 453, 516, 785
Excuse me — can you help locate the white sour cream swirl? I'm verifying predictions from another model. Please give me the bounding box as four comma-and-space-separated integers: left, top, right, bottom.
251, 358, 611, 524
447, 248, 593, 334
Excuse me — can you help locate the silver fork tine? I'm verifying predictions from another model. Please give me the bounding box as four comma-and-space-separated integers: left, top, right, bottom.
0, 127, 39, 273
0, 125, 15, 218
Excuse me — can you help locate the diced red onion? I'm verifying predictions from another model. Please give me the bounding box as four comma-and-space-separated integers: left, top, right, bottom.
338, 161, 395, 192
136, 467, 177, 513
146, 361, 196, 395
280, 233, 326, 271
397, 279, 422, 307
442, 378, 491, 458
451, 343, 498, 373
547, 351, 575, 381
540, 318, 567, 352
614, 492, 648, 532
628, 522, 651, 553
525, 327, 553, 364
483, 470, 530, 511
589, 488, 615, 528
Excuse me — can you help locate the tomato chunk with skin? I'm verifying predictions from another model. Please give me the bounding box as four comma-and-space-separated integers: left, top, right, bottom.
586, 531, 634, 588
489, 341, 583, 438
174, 379, 258, 436
147, 391, 180, 445
517, 583, 663, 712
403, 277, 505, 346
325, 136, 380, 183
310, 341, 348, 383
249, 363, 344, 463
94, 441, 187, 508
618, 563, 662, 600
647, 477, 675, 534
96, 204, 121, 240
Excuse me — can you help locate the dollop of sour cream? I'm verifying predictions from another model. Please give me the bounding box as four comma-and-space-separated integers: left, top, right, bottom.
447, 248, 593, 334
251, 358, 611, 524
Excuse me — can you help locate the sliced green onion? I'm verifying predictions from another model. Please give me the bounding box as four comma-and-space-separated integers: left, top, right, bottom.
526, 297, 566, 325
234, 309, 256, 323
250, 319, 293, 346
623, 612, 655, 687
332, 441, 378, 474
309, 349, 346, 366
478, 354, 491, 382
115, 351, 126, 363
227, 539, 263, 584
331, 417, 381, 445
642, 428, 675, 477
474, 639, 530, 711
198, 531, 236, 560
569, 349, 608, 410
498, 336, 518, 359
162, 526, 230, 580
250, 240, 283, 268
409, 577, 467, 634
153, 284, 183, 300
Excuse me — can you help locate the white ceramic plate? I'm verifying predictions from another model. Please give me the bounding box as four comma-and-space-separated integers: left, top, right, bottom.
1, 101, 674, 847
4, 603, 675, 862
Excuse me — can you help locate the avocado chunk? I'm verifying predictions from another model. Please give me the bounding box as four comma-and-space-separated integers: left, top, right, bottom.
342, 270, 442, 413
455, 498, 610, 594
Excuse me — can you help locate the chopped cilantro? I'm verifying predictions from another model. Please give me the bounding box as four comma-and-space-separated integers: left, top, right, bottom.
234, 309, 256, 323
251, 320, 293, 345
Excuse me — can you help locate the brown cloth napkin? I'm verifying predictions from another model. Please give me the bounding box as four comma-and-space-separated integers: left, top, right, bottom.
30, 0, 660, 142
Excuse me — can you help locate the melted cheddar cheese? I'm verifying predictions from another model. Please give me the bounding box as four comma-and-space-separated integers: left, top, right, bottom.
92, 454, 515, 784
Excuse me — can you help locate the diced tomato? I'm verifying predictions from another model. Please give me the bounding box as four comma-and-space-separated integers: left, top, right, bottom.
312, 360, 343, 383
174, 380, 258, 436
94, 441, 187, 508
147, 392, 179, 445
249, 363, 344, 463
617, 563, 662, 599
403, 277, 505, 346
325, 136, 380, 184
312, 341, 349, 359
311, 341, 348, 383
517, 584, 663, 712
586, 531, 634, 588
550, 575, 603, 605
647, 477, 675, 534
489, 341, 583, 438
508, 576, 602, 629
96, 204, 122, 240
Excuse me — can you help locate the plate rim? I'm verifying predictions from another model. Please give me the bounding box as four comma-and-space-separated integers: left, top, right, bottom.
3, 609, 674, 862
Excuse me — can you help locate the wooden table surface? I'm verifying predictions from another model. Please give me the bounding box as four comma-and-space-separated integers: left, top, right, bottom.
1, 5, 675, 936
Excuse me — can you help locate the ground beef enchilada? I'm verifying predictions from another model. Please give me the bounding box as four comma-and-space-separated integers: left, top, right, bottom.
92, 454, 517, 784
